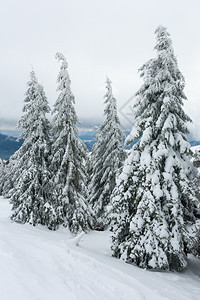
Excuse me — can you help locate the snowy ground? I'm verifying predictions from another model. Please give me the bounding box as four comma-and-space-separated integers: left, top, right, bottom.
0, 196, 200, 300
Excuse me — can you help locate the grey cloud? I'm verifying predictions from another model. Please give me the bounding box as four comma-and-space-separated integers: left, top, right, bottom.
1, 0, 200, 130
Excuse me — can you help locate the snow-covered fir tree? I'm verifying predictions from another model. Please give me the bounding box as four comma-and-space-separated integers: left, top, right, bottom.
11, 71, 57, 229
193, 148, 200, 169
1, 158, 15, 198
51, 53, 93, 234
0, 158, 5, 195
2, 146, 25, 199
111, 26, 200, 271
89, 77, 126, 229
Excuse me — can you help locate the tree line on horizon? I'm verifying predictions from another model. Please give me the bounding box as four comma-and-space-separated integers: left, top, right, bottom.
0, 25, 200, 272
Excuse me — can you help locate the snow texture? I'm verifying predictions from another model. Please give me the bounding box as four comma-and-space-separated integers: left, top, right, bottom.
0, 197, 200, 300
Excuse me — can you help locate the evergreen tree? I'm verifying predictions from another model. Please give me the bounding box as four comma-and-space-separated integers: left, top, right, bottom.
111, 26, 200, 271
193, 148, 200, 169
89, 77, 126, 229
1, 158, 15, 198
11, 71, 57, 229
51, 53, 93, 234
1, 157, 15, 198
0, 158, 5, 195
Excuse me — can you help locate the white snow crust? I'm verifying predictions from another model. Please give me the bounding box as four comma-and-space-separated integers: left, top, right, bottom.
0, 196, 199, 300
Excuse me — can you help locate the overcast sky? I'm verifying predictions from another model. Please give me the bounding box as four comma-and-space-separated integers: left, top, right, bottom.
1, 0, 200, 137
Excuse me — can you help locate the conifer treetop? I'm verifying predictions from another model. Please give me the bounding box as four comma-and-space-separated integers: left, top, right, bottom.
154, 25, 173, 52
55, 53, 74, 102
52, 52, 78, 138
126, 25, 191, 146
97, 76, 122, 137
55, 52, 68, 65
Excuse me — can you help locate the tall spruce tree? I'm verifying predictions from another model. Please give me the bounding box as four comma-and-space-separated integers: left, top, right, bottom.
11, 71, 57, 229
89, 77, 126, 229
51, 53, 93, 234
111, 26, 200, 271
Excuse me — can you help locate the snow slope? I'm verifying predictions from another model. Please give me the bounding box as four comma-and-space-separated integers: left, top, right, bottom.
0, 196, 199, 300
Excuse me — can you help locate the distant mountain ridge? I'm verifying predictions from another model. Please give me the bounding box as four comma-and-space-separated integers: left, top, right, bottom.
0, 130, 200, 160
0, 133, 23, 160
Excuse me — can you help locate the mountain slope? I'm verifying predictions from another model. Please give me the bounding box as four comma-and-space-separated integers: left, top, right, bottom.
0, 133, 23, 159
0, 196, 199, 300
0, 129, 200, 159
